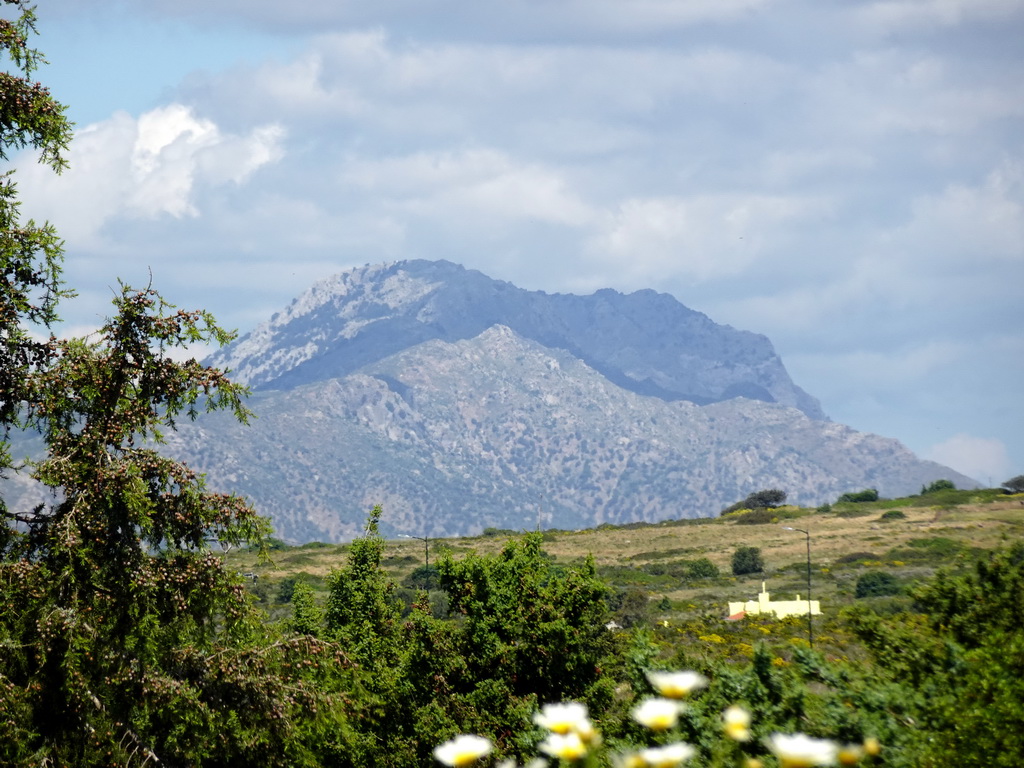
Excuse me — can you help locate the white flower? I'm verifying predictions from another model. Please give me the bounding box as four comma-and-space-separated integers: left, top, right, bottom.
645, 670, 708, 699
639, 742, 696, 768
631, 697, 685, 731
538, 731, 589, 762
434, 735, 493, 767
765, 733, 838, 768
723, 705, 752, 741
533, 701, 590, 735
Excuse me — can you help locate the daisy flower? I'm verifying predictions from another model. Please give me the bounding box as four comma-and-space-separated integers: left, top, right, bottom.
645, 670, 708, 699
434, 735, 492, 767
765, 733, 838, 768
632, 697, 685, 732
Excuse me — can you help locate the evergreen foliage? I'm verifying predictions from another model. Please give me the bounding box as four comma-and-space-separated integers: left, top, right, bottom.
731, 546, 765, 576
847, 544, 1024, 766
838, 488, 879, 503
855, 571, 900, 598
920, 479, 955, 494
1002, 474, 1024, 493
0, 11, 337, 762
721, 488, 787, 515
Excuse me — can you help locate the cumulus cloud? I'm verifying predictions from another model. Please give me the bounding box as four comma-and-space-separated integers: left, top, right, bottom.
16, 105, 285, 244
341, 149, 593, 227
925, 433, 1012, 484
587, 193, 828, 286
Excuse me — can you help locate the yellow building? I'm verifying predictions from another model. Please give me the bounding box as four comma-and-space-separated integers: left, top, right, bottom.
727, 582, 820, 620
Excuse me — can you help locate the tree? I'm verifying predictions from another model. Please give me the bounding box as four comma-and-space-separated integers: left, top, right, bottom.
921, 479, 955, 494
732, 546, 765, 576
1, 288, 340, 766
721, 489, 787, 515
0, 9, 338, 763
837, 488, 879, 503
0, 1, 72, 495
849, 545, 1024, 767
855, 571, 900, 598
1002, 474, 1024, 494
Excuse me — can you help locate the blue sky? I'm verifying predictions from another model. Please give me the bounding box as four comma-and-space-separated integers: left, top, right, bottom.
11, 0, 1024, 483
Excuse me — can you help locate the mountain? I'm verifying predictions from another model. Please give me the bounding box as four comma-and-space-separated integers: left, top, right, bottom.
207, 260, 826, 418
150, 259, 970, 542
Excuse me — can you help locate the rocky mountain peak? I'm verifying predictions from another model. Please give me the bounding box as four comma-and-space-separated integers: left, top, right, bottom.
208, 259, 826, 419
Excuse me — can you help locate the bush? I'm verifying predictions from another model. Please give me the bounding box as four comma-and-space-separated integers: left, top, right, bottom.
721, 488, 787, 515
838, 488, 879, 503
921, 479, 956, 494
731, 546, 765, 576
879, 509, 906, 521
856, 571, 900, 598
685, 558, 720, 580
733, 508, 778, 525
1002, 474, 1024, 493
835, 551, 879, 565
402, 564, 441, 591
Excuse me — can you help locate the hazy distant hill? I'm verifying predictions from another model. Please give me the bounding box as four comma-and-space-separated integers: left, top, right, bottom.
154, 261, 970, 542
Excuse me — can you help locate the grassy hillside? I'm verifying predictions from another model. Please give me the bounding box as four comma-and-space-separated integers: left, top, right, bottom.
230, 487, 1023, 634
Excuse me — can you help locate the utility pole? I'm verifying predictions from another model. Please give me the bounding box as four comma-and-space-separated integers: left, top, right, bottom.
783, 526, 813, 649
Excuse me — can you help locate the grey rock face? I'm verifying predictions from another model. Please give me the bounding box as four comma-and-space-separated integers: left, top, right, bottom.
171, 312, 971, 542
1, 261, 975, 541
208, 260, 826, 418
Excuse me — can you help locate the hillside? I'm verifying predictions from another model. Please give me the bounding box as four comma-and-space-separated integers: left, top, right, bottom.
157, 260, 973, 542
230, 488, 1023, 626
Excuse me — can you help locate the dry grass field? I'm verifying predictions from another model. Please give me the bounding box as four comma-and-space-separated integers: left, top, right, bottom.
228, 491, 1024, 623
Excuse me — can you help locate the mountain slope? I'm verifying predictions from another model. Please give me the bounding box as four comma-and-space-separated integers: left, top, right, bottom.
207, 260, 825, 418
169, 324, 969, 542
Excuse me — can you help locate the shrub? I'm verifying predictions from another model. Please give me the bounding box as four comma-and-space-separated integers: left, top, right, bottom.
403, 564, 441, 591
856, 571, 900, 598
835, 551, 878, 565
733, 508, 777, 525
1002, 474, 1024, 493
685, 558, 720, 580
879, 509, 906, 521
732, 546, 765, 576
838, 489, 879, 503
721, 488, 787, 515
921, 479, 956, 494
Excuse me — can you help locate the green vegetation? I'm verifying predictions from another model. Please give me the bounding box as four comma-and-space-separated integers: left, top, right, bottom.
731, 545, 765, 576
3, 8, 1024, 764
721, 488, 787, 515
838, 488, 880, 503
921, 478, 955, 494
1003, 474, 1024, 493
855, 571, 900, 598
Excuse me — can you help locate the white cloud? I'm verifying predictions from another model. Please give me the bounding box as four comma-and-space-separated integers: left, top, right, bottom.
857, 0, 1024, 33
925, 433, 1011, 483
587, 194, 826, 285
342, 149, 594, 227
16, 105, 285, 243
884, 162, 1024, 265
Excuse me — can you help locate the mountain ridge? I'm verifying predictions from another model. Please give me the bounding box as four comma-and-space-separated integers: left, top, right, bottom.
208, 259, 826, 419
172, 311, 971, 541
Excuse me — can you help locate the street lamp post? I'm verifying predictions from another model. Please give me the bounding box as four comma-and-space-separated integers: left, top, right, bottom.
783, 526, 813, 649
400, 533, 431, 569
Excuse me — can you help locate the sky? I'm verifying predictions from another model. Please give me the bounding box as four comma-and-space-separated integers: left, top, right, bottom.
9, 0, 1024, 484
